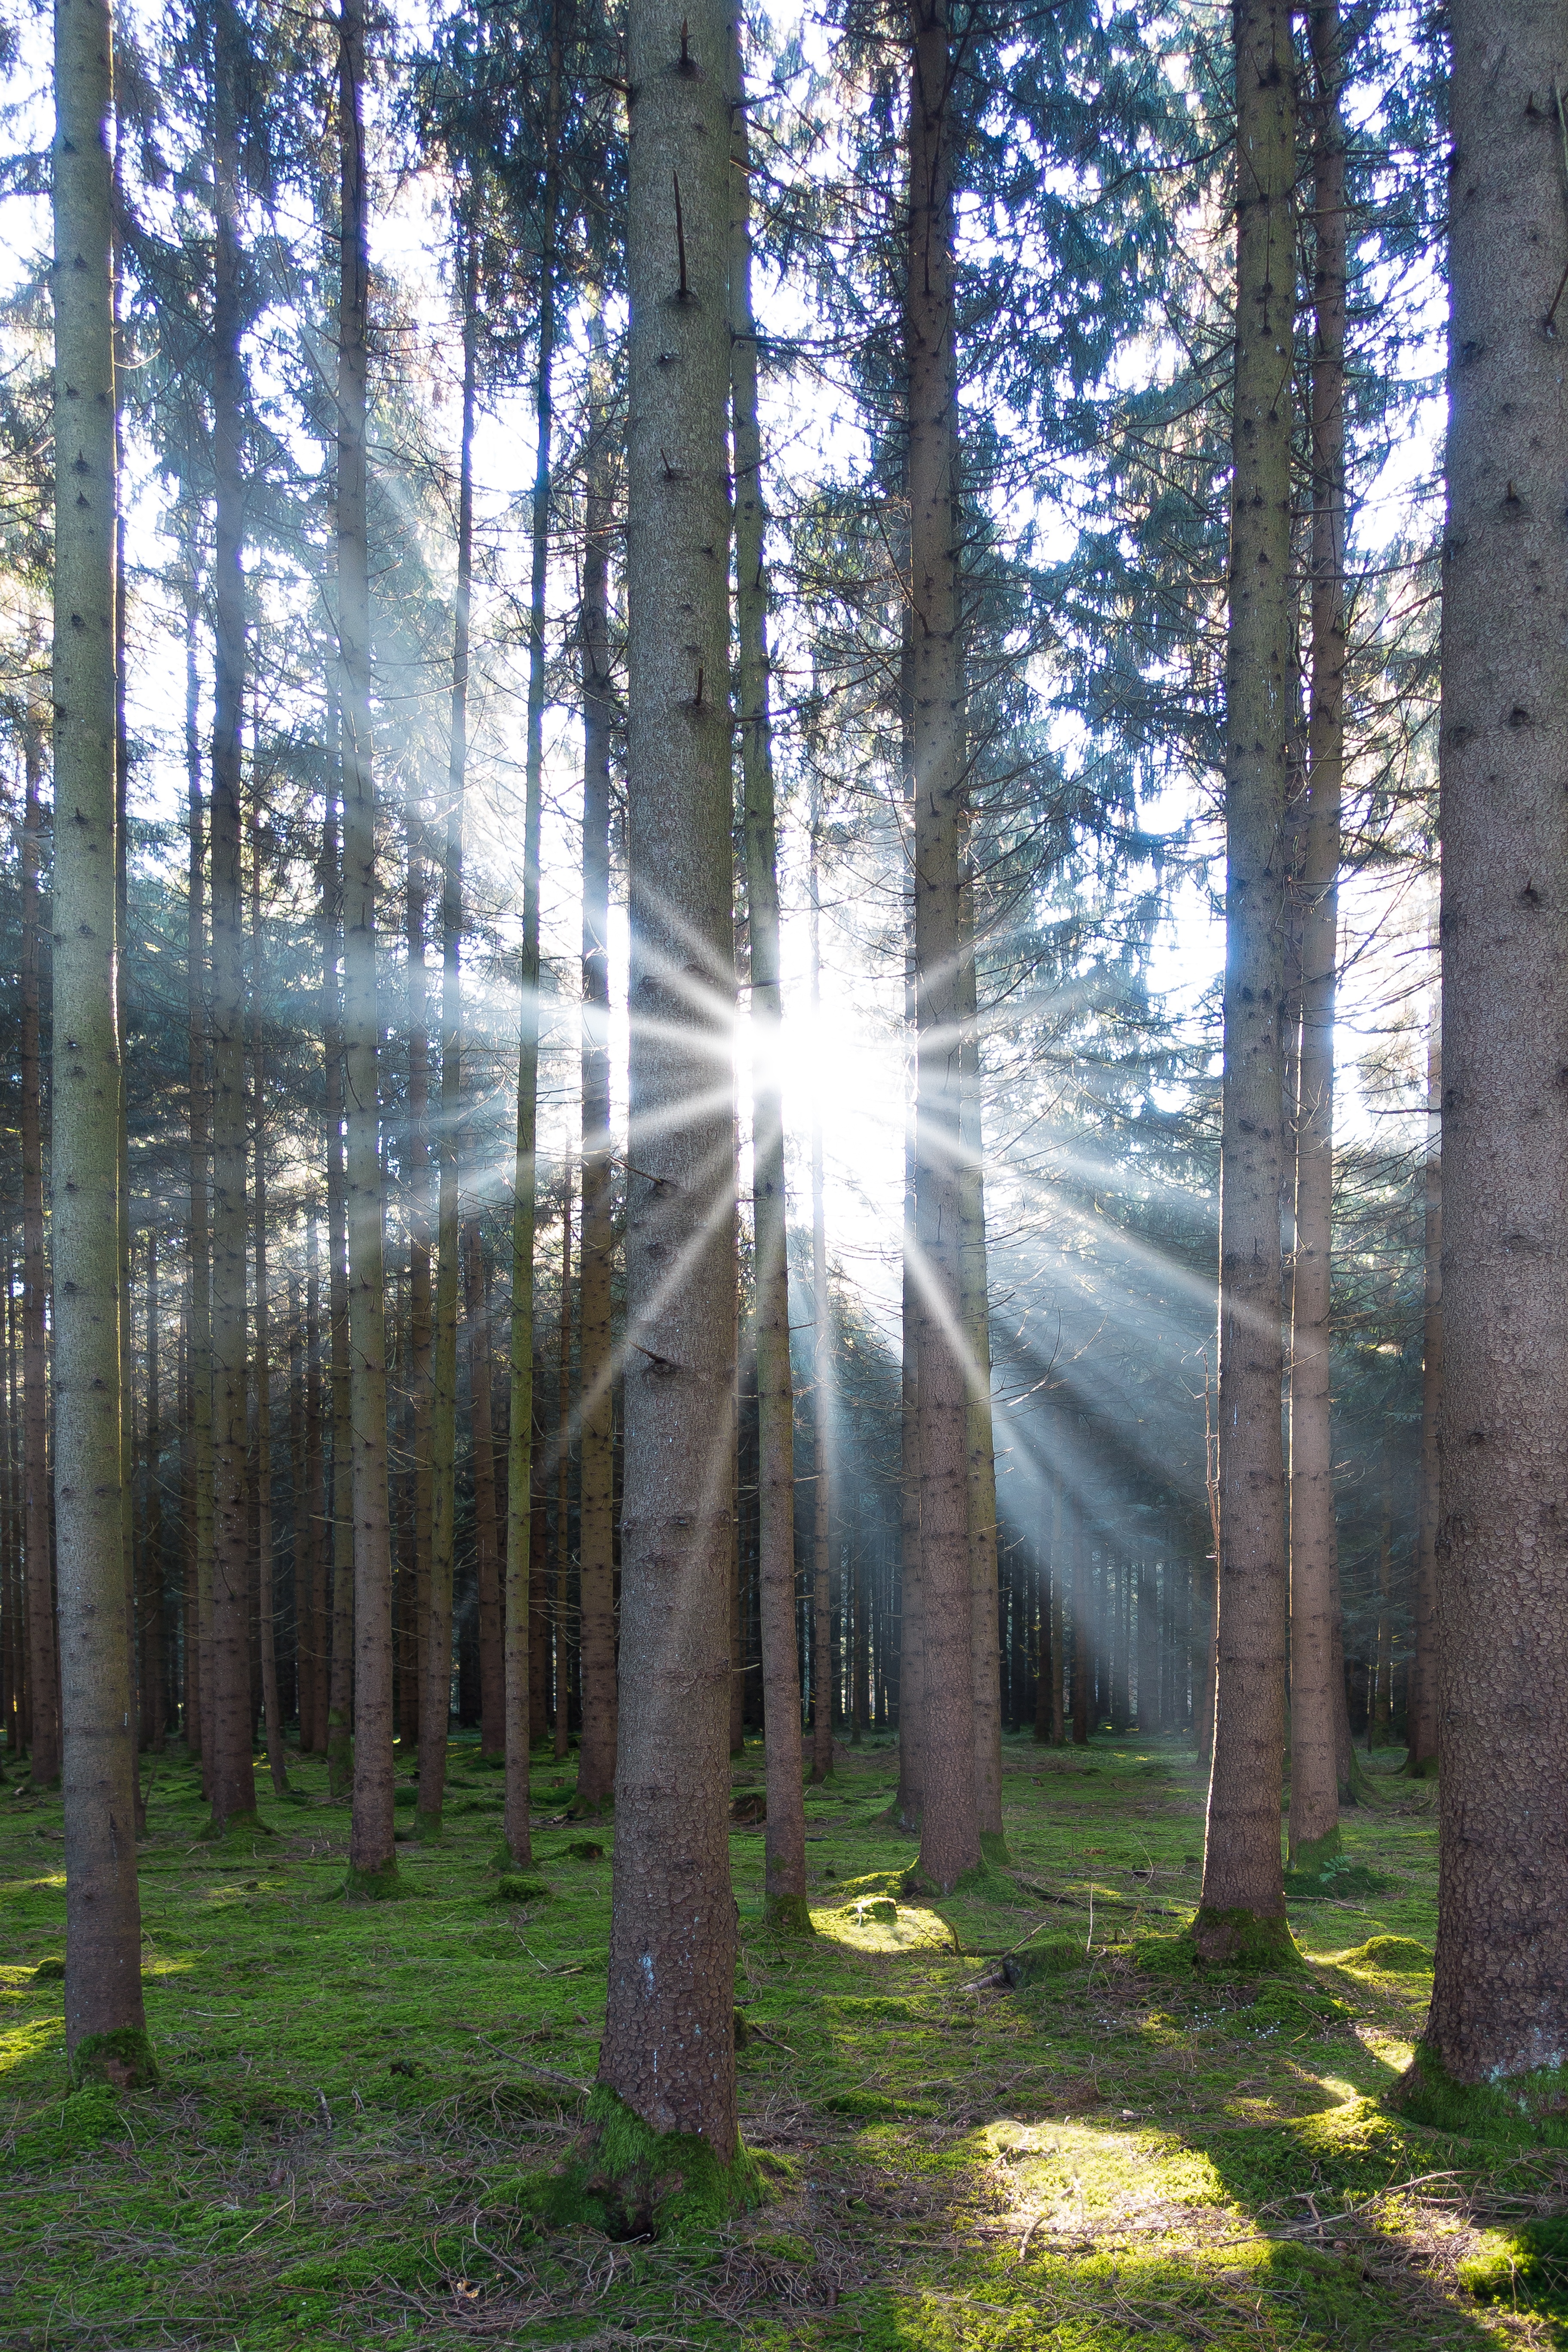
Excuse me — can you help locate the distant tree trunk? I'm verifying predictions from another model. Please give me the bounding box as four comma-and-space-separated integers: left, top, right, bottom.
1372, 1456, 1393, 1747
573, 307, 618, 1819
184, 558, 211, 1768
896, 1066, 924, 1821
337, 0, 397, 1896
139, 1236, 164, 1752
1048, 1486, 1065, 1743
957, 877, 1002, 1843
465, 1222, 502, 1756
598, 0, 741, 2167
906, 0, 979, 1893
303, 1219, 326, 1752
288, 1272, 311, 1746
251, 810, 287, 1798
21, 686, 59, 1786
1286, 0, 1345, 1875
808, 811, 833, 1785
52, 0, 153, 2081
1071, 1506, 1090, 1746
500, 0, 561, 1865
404, 764, 432, 1756
554, 1185, 573, 1773
206, 5, 256, 1835
1196, 0, 1297, 1965
1137, 1561, 1158, 1733
1405, 1017, 1440, 1776
418, 252, 475, 1846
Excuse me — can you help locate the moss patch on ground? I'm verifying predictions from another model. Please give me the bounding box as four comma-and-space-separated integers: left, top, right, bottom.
2, 1730, 1556, 2347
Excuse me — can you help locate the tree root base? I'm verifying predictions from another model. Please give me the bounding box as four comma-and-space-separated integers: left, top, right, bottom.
341, 1859, 407, 1901
1390, 2045, 1568, 2147
521, 2086, 762, 2242
763, 1891, 817, 1936
70, 2027, 159, 2091
1188, 1906, 1304, 1971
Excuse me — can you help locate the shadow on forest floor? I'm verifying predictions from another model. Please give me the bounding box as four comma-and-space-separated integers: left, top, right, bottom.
2, 1731, 1564, 2349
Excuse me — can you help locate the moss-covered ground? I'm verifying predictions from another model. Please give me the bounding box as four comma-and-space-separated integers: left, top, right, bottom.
3, 1730, 1566, 2348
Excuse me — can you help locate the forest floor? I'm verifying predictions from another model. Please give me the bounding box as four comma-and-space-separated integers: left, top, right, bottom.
3, 1730, 1565, 2350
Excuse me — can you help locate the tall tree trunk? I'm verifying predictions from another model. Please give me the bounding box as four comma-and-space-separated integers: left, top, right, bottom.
502, 0, 562, 1865
337, 0, 397, 1895
894, 595, 924, 1829
206, 3, 256, 1835
1286, 0, 1345, 1873
553, 1183, 573, 1770
288, 1273, 310, 1748
322, 781, 354, 1798
52, 0, 153, 2080
184, 556, 211, 1768
573, 305, 618, 1821
957, 876, 1002, 1844
251, 809, 287, 1797
906, 0, 978, 1893
139, 1235, 164, 1752
1071, 1504, 1090, 1746
465, 1221, 502, 1755
21, 683, 59, 1785
1405, 1015, 1440, 1776
808, 808, 833, 1785
418, 265, 474, 1845
598, 0, 741, 2169
404, 766, 432, 1757
1195, 0, 1297, 1965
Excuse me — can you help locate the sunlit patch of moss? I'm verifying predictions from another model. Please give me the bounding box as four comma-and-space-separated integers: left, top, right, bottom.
810, 1899, 955, 1953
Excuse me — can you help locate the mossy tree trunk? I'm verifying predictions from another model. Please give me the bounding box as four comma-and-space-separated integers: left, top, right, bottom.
599, 0, 741, 2165
52, 0, 153, 2084
729, 27, 808, 1913
572, 306, 618, 1823
1405, 1019, 1440, 1775
1286, 0, 1344, 1874
21, 684, 59, 1787
337, 0, 397, 1896
1195, 0, 1297, 1967
906, 0, 979, 1894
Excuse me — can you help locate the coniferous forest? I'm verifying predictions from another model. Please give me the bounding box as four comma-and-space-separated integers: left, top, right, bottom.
2, 0, 1566, 2343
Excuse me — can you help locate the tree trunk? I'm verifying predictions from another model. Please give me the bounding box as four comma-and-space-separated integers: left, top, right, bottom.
251, 809, 287, 1797
21, 684, 59, 1786
1286, 0, 1345, 1873
206, 6, 256, 1835
906, 0, 978, 1893
139, 1236, 164, 1752
404, 759, 432, 1757
465, 1221, 502, 1758
52, 0, 153, 2080
1196, 0, 1296, 1965
957, 878, 1002, 1844
418, 252, 475, 1846
598, 0, 741, 2169
322, 779, 355, 1799
337, 0, 396, 1896
184, 557, 211, 1768
1405, 1016, 1440, 1776
499, 3, 562, 1864
808, 810, 833, 1786
554, 1185, 574, 1772
1071, 1505, 1090, 1746
573, 305, 618, 1819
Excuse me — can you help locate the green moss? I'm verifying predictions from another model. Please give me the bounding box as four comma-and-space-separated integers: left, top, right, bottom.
978, 1829, 1013, 1868
1288, 1826, 1341, 1876
564, 1838, 605, 1861
493, 1874, 550, 1905
31, 1957, 65, 1982
1458, 2217, 1568, 2309
199, 1812, 274, 1851
340, 1858, 407, 1902
823, 2089, 936, 2119
1390, 2044, 1568, 2147
521, 2084, 761, 2242
68, 2026, 159, 2091
410, 1807, 444, 1842
1338, 1934, 1432, 1973
1003, 1935, 1087, 1986
763, 1890, 816, 1934
1189, 1907, 1304, 1971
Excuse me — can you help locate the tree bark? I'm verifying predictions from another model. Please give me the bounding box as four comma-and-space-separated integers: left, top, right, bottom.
322, 765, 355, 1798
139, 1234, 164, 1751
184, 555, 211, 1767
52, 0, 153, 2081
1196, 0, 1296, 1963
337, 0, 397, 1895
251, 808, 287, 1797
418, 251, 475, 1845
404, 757, 432, 1757
573, 306, 618, 1820
1405, 1017, 1440, 1775
206, 1, 256, 1835
906, 0, 978, 1893
1286, 0, 1345, 1871
808, 808, 833, 1785
598, 0, 740, 2164
957, 876, 1001, 1842
464, 1222, 502, 1757
21, 683, 59, 1786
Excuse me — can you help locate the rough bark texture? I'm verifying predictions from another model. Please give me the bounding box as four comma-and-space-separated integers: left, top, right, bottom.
52, 0, 152, 2079
206, 11, 256, 1834
184, 564, 211, 1768
251, 819, 287, 1796
729, 37, 807, 1911
21, 689, 59, 1786
808, 815, 833, 1786
574, 311, 617, 1818
906, 0, 979, 1894
1287, 0, 1344, 1870
466, 1222, 502, 1757
419, 265, 474, 1846
1405, 1021, 1440, 1775
599, 0, 739, 2160
1196, 0, 1296, 1962
957, 882, 1001, 1843
338, 1, 397, 1893
322, 774, 355, 1800
404, 765, 432, 1757
1422, 0, 1568, 2080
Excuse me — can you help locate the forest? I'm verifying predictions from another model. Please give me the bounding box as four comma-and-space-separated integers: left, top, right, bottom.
2, 0, 1566, 2343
